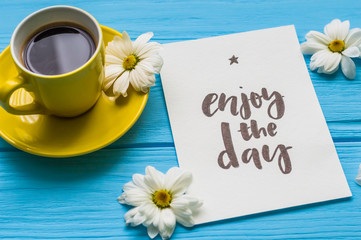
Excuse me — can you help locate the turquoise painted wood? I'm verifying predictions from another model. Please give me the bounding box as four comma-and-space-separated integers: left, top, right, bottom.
1, 0, 361, 239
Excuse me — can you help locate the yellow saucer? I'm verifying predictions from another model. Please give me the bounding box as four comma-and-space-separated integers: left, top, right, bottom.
0, 26, 148, 157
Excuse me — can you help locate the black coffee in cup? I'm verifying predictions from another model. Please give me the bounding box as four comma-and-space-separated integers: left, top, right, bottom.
23, 23, 96, 75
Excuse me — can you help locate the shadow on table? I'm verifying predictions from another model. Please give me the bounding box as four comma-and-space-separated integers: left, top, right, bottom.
1, 146, 126, 183
188, 197, 352, 231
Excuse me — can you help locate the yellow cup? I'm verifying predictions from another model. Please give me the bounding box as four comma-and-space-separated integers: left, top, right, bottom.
0, 6, 105, 117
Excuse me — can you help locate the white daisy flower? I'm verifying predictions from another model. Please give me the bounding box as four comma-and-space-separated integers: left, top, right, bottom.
118, 166, 202, 240
356, 164, 361, 186
301, 19, 361, 79
104, 31, 163, 98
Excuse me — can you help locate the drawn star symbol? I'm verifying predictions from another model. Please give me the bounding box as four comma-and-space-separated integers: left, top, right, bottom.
229, 55, 239, 65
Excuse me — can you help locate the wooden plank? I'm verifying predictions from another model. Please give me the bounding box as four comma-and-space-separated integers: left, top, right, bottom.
0, 143, 360, 239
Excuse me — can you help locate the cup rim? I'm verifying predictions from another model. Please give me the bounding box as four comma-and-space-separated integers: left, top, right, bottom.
10, 5, 103, 79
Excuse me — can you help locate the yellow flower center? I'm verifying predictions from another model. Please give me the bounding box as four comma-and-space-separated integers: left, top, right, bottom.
328, 40, 345, 53
123, 54, 138, 70
152, 190, 172, 209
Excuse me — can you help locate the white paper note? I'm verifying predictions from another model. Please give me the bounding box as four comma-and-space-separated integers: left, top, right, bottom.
160, 25, 351, 224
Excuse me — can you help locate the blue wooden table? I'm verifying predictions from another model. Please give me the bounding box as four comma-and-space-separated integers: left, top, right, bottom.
1, 0, 361, 239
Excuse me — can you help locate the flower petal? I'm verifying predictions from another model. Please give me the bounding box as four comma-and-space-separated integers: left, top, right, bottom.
106, 36, 127, 59
165, 167, 193, 194
131, 212, 147, 227
316, 65, 339, 75
338, 20, 350, 40
173, 211, 194, 227
144, 166, 165, 190
140, 74, 155, 93
162, 208, 176, 228
105, 54, 122, 65
147, 224, 159, 239
172, 195, 203, 213
124, 207, 143, 226
152, 208, 161, 228
142, 55, 164, 73
309, 59, 318, 71
120, 31, 134, 56
128, 70, 141, 92
113, 71, 130, 97
133, 32, 154, 53
119, 188, 150, 206
341, 55, 356, 79
104, 65, 123, 91
122, 181, 138, 191
117, 194, 126, 204
300, 41, 328, 55
342, 46, 361, 58
138, 42, 162, 59
305, 31, 331, 45
182, 195, 203, 210
157, 209, 176, 240
137, 61, 156, 75
345, 28, 361, 48
133, 174, 152, 193
323, 52, 341, 73
309, 49, 332, 71
141, 204, 159, 226
324, 19, 349, 40
130, 67, 155, 93
317, 66, 325, 73
324, 19, 340, 39
171, 201, 193, 217
356, 164, 361, 186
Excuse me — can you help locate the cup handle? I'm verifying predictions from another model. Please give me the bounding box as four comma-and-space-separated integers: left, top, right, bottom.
0, 75, 45, 115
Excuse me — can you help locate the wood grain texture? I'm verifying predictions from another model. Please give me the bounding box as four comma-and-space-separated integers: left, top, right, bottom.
0, 0, 361, 239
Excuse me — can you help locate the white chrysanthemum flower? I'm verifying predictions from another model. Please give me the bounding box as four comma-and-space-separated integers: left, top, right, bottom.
104, 31, 163, 98
301, 19, 361, 79
118, 166, 202, 240
356, 164, 361, 186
